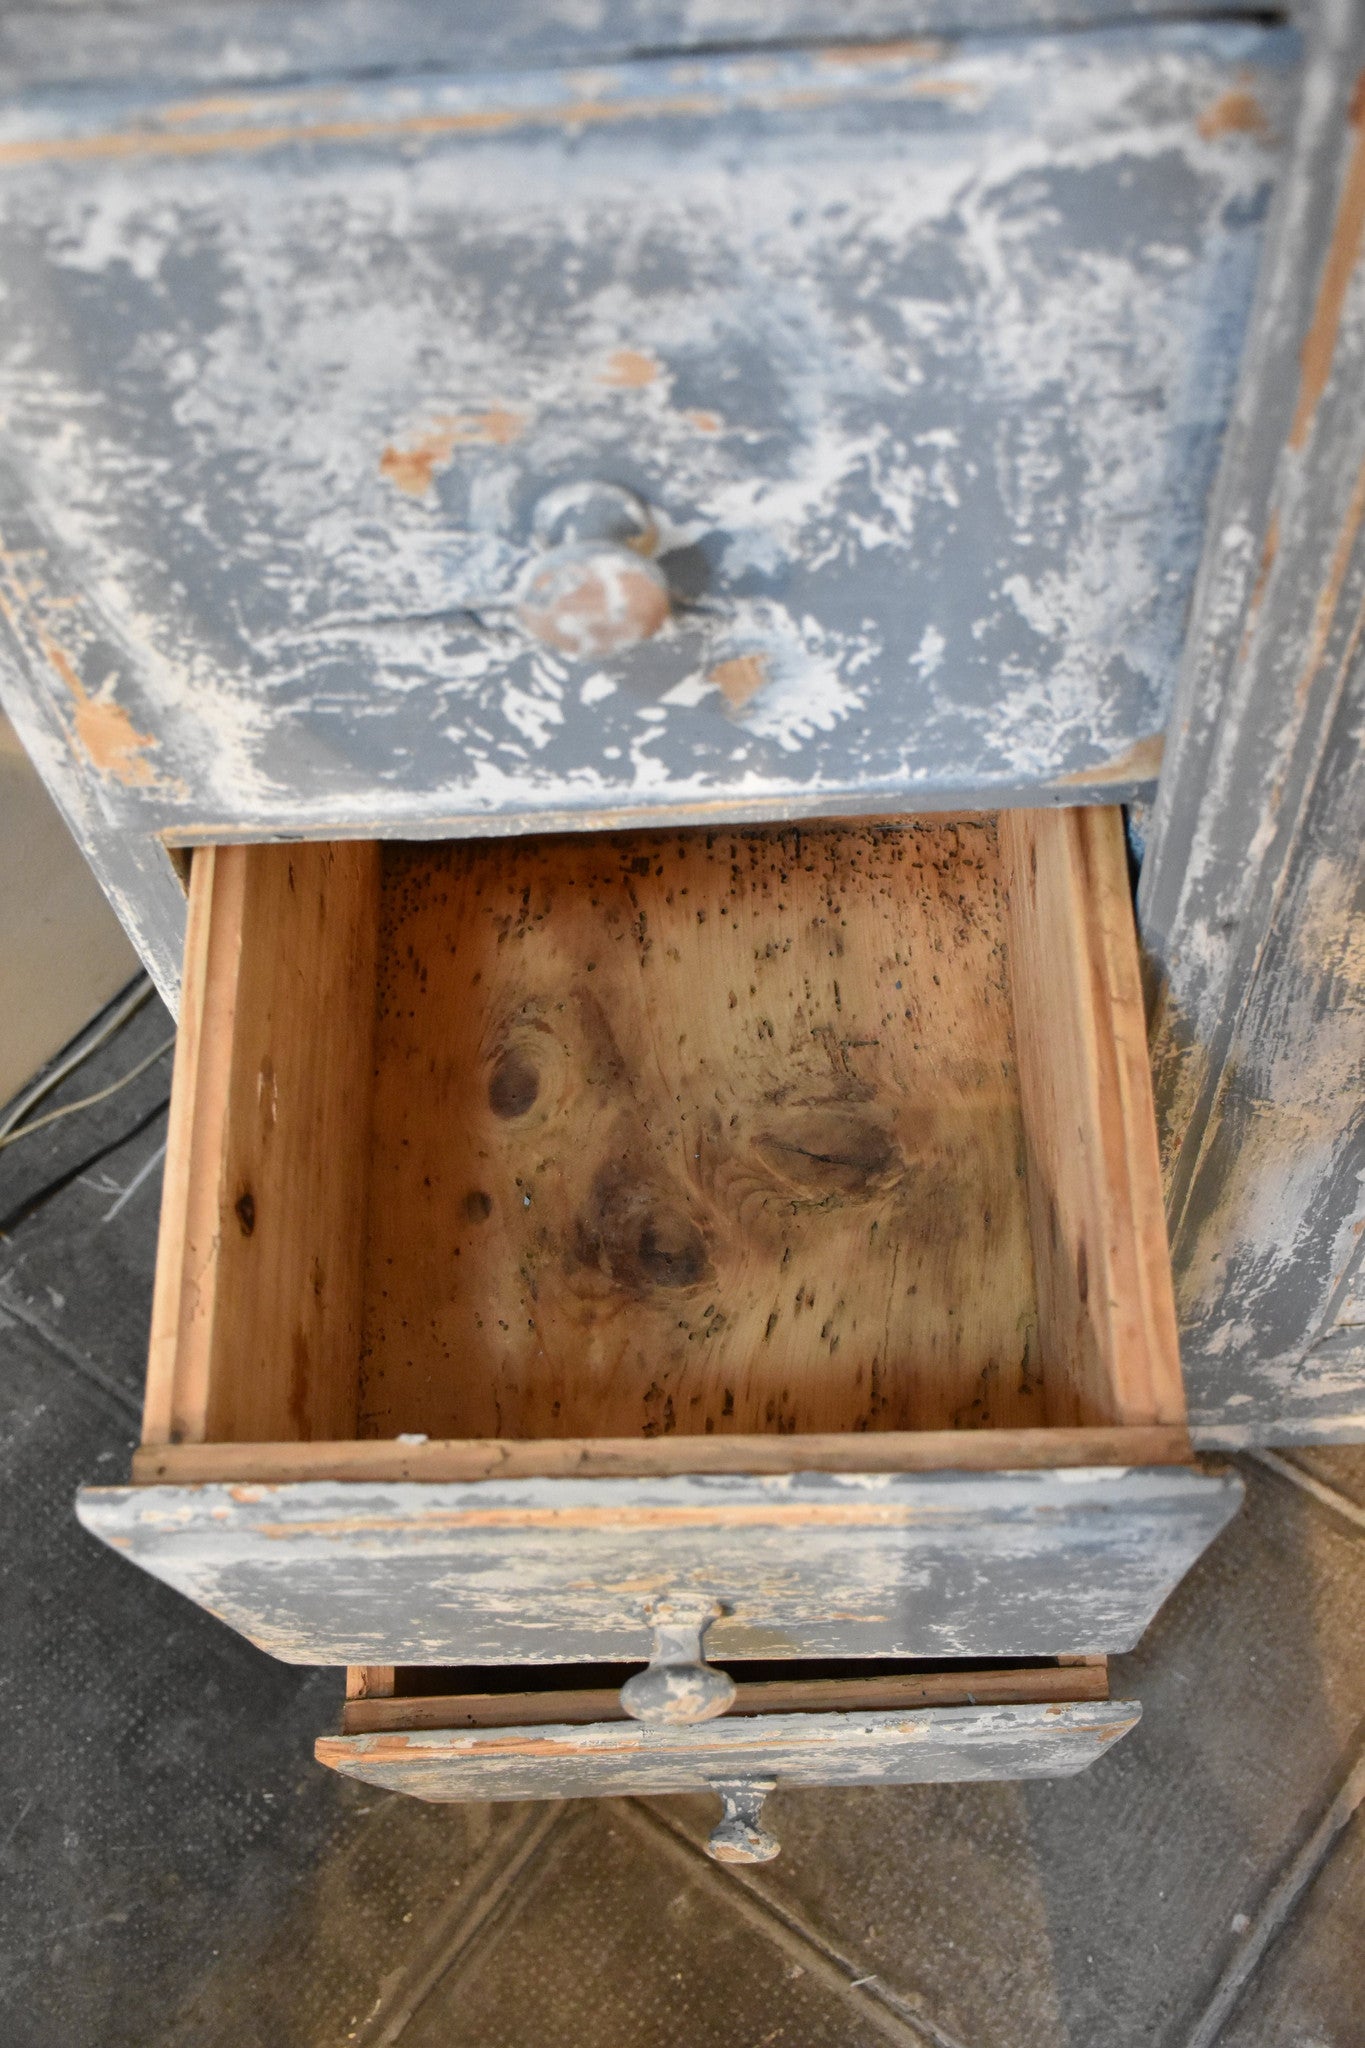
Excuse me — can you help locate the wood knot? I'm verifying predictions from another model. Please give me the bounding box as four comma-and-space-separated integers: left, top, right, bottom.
575, 1164, 712, 1294
488, 1048, 540, 1119
752, 1106, 901, 1200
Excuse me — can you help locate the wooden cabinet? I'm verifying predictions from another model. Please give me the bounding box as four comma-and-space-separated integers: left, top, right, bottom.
0, 0, 1354, 1855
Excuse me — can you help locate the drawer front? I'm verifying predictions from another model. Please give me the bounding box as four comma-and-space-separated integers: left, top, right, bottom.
77, 1466, 1240, 1666
0, 27, 1293, 832
314, 1699, 1141, 1803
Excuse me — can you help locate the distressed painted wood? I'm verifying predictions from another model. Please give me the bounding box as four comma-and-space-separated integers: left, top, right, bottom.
338, 1659, 1112, 1734
86, 802, 1237, 1668
312, 1698, 1142, 1802
0, 2, 1263, 97
74, 1466, 1242, 1665
0, 24, 1293, 1000
1140, 0, 1365, 1444
0, 455, 190, 999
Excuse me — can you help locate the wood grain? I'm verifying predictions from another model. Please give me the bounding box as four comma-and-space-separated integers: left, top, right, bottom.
142, 810, 1184, 1483
359, 820, 1042, 1439
338, 1658, 1111, 1733
143, 840, 382, 1444
143, 842, 228, 1444
1139, 5, 1365, 1446
130, 1424, 1193, 1486
999, 808, 1185, 1427
345, 1665, 396, 1701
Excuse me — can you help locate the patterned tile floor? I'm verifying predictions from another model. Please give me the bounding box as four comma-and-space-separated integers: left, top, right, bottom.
1, 988, 1362, 2047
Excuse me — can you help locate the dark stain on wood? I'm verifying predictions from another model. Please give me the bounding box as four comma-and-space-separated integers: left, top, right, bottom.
574, 1160, 713, 1296
489, 1046, 541, 1119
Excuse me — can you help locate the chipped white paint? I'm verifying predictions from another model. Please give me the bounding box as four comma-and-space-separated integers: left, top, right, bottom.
0, 25, 1293, 847
0, 0, 1260, 100
1137, 0, 1365, 1445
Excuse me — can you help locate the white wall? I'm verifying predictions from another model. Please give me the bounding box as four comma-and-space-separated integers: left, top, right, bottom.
0, 710, 138, 1106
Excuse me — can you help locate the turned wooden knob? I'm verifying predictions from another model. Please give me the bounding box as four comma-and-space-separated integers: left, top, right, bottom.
706, 1781, 780, 1864
619, 1601, 736, 1726
517, 543, 670, 659
518, 480, 670, 658
531, 479, 657, 555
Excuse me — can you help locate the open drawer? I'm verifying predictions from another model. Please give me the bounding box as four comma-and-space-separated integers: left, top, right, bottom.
316, 1658, 1137, 1863
77, 808, 1240, 1667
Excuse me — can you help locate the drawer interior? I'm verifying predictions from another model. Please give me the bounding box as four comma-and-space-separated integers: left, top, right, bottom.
141, 807, 1187, 1472
338, 1655, 1111, 1734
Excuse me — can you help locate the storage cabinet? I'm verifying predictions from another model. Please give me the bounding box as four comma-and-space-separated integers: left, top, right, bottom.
0, 0, 1351, 1868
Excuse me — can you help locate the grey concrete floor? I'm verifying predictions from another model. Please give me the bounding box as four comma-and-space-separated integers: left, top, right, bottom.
1, 988, 1362, 2048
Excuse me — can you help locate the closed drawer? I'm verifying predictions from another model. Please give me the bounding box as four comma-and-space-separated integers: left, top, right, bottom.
316, 1658, 1137, 1862
0, 26, 1293, 832
77, 807, 1240, 1663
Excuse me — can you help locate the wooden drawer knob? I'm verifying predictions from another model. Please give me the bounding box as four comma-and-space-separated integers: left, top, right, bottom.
706, 1781, 780, 1864
517, 480, 669, 658
618, 1601, 736, 1726
517, 543, 669, 658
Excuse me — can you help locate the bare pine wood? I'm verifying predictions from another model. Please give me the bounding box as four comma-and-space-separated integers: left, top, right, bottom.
143, 843, 229, 1444
345, 1665, 397, 1701
359, 820, 1042, 1440
130, 1423, 1192, 1486
338, 1658, 1111, 1733
143, 840, 382, 1444
999, 809, 1185, 1427
140, 809, 1189, 1484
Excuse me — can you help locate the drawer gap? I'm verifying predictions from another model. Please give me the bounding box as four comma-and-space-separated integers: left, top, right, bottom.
340, 1653, 1111, 1735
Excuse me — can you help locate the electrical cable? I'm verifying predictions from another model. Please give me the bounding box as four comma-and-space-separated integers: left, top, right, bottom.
0, 1033, 175, 1153
0, 975, 155, 1141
